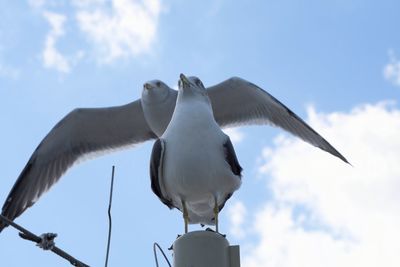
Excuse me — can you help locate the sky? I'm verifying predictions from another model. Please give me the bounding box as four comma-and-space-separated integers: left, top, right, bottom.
1, 0, 400, 266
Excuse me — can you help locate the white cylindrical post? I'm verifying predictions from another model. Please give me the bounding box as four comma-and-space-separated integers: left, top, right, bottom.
173, 230, 240, 267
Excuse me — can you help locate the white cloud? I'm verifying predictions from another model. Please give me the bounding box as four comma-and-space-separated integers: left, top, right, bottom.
42, 11, 70, 73
29, 0, 162, 70
75, 0, 162, 62
227, 201, 247, 239
242, 102, 400, 267
383, 51, 400, 86
223, 128, 245, 144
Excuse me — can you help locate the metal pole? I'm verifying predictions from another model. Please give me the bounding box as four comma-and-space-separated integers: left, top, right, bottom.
172, 230, 240, 267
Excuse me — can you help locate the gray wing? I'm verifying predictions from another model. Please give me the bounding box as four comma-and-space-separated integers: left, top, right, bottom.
1, 100, 156, 231
208, 77, 349, 164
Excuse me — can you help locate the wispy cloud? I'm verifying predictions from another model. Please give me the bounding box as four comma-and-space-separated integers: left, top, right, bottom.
29, 0, 163, 71
243, 102, 400, 267
42, 11, 70, 73
227, 201, 247, 239
383, 50, 400, 86
75, 0, 162, 62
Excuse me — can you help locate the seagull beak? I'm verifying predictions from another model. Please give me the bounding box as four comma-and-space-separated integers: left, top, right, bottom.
144, 83, 154, 90
180, 73, 190, 88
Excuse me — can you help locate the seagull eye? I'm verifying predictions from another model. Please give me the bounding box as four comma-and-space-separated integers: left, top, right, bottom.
195, 79, 203, 87
156, 81, 162, 87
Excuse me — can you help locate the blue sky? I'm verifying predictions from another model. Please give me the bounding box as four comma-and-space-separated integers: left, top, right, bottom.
1, 1, 400, 266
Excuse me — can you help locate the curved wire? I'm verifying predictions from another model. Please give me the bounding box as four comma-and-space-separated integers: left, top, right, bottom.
105, 166, 115, 267
153, 242, 172, 267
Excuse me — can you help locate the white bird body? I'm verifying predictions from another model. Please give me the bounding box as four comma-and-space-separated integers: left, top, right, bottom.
161, 95, 241, 224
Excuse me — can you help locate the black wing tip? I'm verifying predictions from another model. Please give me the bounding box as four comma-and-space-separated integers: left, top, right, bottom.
0, 212, 14, 233
0, 222, 6, 232
223, 138, 243, 177
320, 144, 351, 166
337, 153, 352, 166
0, 156, 39, 234
150, 139, 174, 209
1, 200, 12, 232
0, 204, 24, 233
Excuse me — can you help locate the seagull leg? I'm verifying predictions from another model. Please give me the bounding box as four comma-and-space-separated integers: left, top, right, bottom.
214, 197, 219, 233
181, 200, 189, 234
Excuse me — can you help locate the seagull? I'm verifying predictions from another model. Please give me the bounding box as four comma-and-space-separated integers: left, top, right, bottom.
150, 74, 243, 233
0, 75, 348, 232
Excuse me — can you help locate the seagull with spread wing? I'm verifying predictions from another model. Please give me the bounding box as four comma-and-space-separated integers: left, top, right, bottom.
0, 75, 348, 232
150, 74, 243, 233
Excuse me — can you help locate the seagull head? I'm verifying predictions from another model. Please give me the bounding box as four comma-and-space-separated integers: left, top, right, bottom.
142, 79, 172, 104
178, 73, 205, 89
178, 74, 209, 99
176, 74, 212, 114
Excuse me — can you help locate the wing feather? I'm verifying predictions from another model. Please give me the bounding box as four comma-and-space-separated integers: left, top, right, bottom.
1, 100, 156, 230
208, 77, 349, 163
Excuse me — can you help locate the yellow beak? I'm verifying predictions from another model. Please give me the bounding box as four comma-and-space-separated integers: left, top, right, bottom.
180, 73, 190, 87
144, 83, 154, 90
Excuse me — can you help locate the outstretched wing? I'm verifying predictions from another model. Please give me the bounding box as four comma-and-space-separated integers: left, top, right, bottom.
208, 77, 349, 164
1, 100, 156, 231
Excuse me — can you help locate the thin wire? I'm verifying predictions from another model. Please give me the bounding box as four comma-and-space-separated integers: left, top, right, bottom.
104, 165, 115, 267
153, 242, 172, 267
0, 214, 89, 267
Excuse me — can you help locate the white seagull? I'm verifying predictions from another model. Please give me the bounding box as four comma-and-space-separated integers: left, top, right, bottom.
150, 74, 242, 233
0, 75, 348, 232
